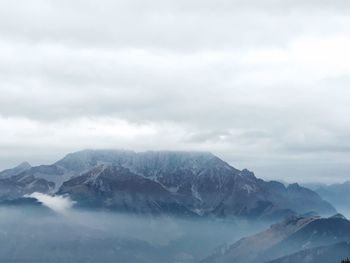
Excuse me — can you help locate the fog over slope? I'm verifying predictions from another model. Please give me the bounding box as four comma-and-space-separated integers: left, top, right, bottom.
0, 150, 341, 262
0, 204, 268, 263
311, 182, 350, 218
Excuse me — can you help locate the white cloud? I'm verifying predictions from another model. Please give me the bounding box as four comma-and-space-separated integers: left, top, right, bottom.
27, 192, 75, 214
0, 0, 350, 183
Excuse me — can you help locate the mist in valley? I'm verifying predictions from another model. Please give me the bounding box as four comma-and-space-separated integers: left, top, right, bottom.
0, 195, 269, 263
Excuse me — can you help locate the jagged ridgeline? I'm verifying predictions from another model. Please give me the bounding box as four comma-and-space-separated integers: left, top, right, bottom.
0, 149, 336, 220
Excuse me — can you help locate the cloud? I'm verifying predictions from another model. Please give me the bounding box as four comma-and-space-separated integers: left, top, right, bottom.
28, 192, 75, 214
0, 0, 350, 183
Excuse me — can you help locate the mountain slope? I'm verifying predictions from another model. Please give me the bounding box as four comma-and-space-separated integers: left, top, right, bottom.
58, 165, 194, 216
0, 173, 54, 200
267, 241, 350, 263
201, 215, 318, 263
0, 162, 31, 178
259, 215, 350, 262
313, 182, 350, 214
204, 215, 350, 263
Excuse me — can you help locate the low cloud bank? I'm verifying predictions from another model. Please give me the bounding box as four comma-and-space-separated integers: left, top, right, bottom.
27, 192, 75, 214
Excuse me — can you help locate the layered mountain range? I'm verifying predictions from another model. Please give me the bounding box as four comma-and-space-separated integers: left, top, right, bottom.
0, 149, 336, 219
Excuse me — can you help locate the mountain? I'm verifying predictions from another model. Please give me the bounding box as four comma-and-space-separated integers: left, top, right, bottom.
9, 164, 75, 191
0, 162, 31, 178
203, 214, 350, 263
313, 182, 350, 214
259, 215, 350, 262
0, 149, 336, 219
201, 215, 318, 263
0, 197, 47, 207
0, 172, 54, 201
55, 149, 335, 219
266, 241, 350, 263
58, 165, 195, 216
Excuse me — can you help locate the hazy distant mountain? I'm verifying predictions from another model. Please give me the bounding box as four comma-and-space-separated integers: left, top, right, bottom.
0, 162, 31, 178
0, 149, 336, 219
313, 182, 350, 213
203, 214, 350, 263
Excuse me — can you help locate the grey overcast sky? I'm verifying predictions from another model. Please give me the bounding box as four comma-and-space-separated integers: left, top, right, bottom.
0, 0, 350, 183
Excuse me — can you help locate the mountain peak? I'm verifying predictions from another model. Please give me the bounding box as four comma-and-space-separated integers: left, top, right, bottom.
287, 183, 300, 189
17, 161, 31, 169
329, 213, 347, 220
54, 149, 229, 175
0, 161, 32, 178
239, 169, 256, 179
